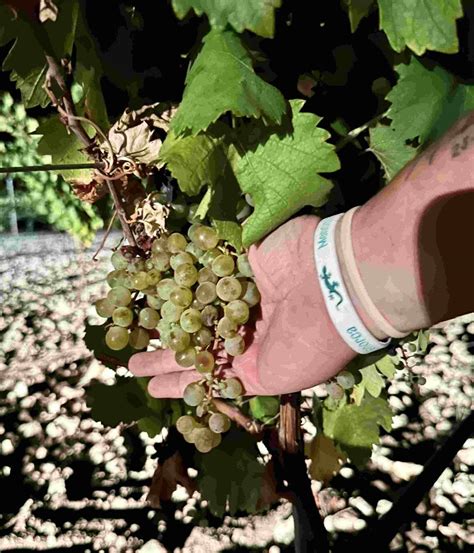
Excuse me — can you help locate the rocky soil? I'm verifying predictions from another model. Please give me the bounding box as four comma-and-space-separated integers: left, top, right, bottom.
0, 232, 472, 552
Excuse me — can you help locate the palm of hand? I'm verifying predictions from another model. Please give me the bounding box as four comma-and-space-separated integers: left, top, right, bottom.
128, 216, 356, 398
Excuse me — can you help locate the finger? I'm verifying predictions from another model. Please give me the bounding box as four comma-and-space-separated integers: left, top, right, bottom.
128, 348, 191, 377
147, 367, 259, 398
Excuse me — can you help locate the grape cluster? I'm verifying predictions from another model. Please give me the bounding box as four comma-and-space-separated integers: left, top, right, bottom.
94, 223, 261, 452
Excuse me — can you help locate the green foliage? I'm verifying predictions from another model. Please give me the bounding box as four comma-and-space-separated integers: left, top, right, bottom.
172, 0, 281, 38
370, 57, 474, 179
86, 376, 184, 434
235, 100, 340, 246
377, 0, 463, 55
322, 394, 393, 467
344, 0, 375, 32
0, 93, 102, 242
249, 396, 280, 422
195, 428, 264, 516
170, 28, 287, 135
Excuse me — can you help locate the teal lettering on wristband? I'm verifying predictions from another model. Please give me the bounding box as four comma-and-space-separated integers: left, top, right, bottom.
317, 218, 330, 249
346, 326, 372, 353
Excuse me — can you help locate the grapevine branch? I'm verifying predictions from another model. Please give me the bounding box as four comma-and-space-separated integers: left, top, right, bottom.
28, 15, 137, 247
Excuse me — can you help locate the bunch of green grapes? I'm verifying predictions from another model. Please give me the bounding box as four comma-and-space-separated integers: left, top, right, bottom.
94, 223, 261, 452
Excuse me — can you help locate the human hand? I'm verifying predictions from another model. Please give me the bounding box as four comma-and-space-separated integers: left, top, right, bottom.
128, 215, 357, 398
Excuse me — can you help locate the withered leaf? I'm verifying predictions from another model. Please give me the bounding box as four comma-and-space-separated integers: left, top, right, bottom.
147, 451, 196, 508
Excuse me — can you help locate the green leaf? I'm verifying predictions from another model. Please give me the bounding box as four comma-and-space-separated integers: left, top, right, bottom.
323, 394, 393, 468
344, 0, 375, 32
159, 130, 228, 195
172, 0, 281, 38
170, 28, 287, 136
34, 117, 93, 182
83, 322, 135, 369
377, 0, 463, 55
417, 329, 430, 354
196, 428, 264, 516
86, 376, 151, 427
375, 354, 397, 379
359, 365, 385, 398
249, 396, 280, 422
1, 0, 79, 108
235, 99, 340, 247
370, 57, 474, 180
212, 220, 242, 253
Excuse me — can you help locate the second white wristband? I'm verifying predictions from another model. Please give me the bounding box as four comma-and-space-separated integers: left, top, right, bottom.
314, 213, 392, 354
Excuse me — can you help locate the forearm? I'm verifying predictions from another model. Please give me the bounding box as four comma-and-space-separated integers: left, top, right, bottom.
337, 111, 474, 337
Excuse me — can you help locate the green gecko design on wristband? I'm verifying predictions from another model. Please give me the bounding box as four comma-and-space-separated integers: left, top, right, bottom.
320, 265, 343, 309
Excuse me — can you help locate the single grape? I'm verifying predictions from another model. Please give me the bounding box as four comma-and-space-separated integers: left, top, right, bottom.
180, 308, 202, 333
195, 282, 217, 305
211, 254, 235, 277
112, 307, 134, 327
183, 382, 205, 406
170, 252, 194, 271
198, 266, 218, 284
95, 298, 115, 318
182, 431, 195, 444
189, 300, 201, 312
157, 278, 178, 301
170, 201, 188, 219
129, 327, 150, 349
187, 204, 203, 224
193, 327, 213, 348
153, 252, 171, 271
193, 427, 215, 453
224, 335, 245, 356
208, 412, 231, 434
199, 248, 220, 267
147, 295, 165, 310
105, 326, 129, 350
151, 236, 169, 254
111, 250, 128, 270
216, 277, 242, 301
106, 269, 128, 288
107, 286, 132, 307
145, 259, 155, 271
193, 226, 219, 250
169, 286, 193, 308
222, 377, 243, 399
161, 301, 184, 323
176, 415, 196, 434
185, 242, 204, 262
217, 317, 237, 339
210, 430, 222, 448
237, 254, 253, 277
146, 269, 161, 286
201, 305, 218, 327
240, 280, 261, 306
336, 371, 355, 389
327, 382, 345, 400
174, 263, 198, 287
168, 327, 191, 352
195, 350, 215, 373
175, 347, 196, 368
139, 307, 160, 329
224, 300, 249, 324
131, 271, 149, 291
167, 232, 188, 253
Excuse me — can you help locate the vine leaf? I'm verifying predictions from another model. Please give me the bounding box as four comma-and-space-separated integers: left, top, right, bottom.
305, 433, 348, 485
343, 0, 375, 32
369, 57, 474, 180
235, 99, 340, 247
249, 396, 280, 422
172, 0, 282, 38
170, 28, 287, 136
377, 0, 463, 55
196, 428, 264, 516
0, 0, 79, 108
323, 394, 393, 468
159, 130, 228, 196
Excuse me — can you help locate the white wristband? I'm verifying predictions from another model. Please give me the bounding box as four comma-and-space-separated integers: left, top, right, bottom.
314, 213, 392, 354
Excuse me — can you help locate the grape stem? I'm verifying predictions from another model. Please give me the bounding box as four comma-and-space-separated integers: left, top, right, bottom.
212, 398, 263, 435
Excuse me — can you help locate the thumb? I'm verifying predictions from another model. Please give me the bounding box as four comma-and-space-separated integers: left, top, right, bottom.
128, 348, 188, 377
